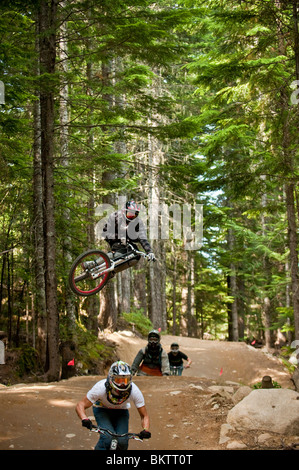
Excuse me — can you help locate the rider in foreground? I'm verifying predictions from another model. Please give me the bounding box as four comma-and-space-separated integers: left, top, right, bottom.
102, 200, 155, 267
131, 330, 170, 376
76, 361, 151, 450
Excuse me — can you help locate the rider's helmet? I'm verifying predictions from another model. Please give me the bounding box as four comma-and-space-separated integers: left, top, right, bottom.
123, 200, 140, 221
170, 342, 179, 355
107, 361, 132, 393
147, 329, 161, 353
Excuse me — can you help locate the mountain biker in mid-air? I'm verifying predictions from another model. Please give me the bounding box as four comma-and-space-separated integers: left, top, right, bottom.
168, 342, 192, 376
103, 199, 155, 264
131, 330, 170, 376
83, 200, 155, 273
76, 361, 151, 450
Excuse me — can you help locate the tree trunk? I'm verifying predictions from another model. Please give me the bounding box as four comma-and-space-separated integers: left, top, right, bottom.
39, 0, 60, 381
32, 16, 47, 367
97, 60, 118, 331
180, 263, 188, 336
98, 198, 117, 331
148, 239, 167, 330
276, 0, 299, 345
33, 72, 47, 367
58, 4, 77, 334
132, 258, 147, 314
84, 48, 99, 334
261, 191, 273, 349
293, 0, 299, 84
237, 276, 245, 340
285, 183, 299, 341
171, 245, 178, 335
227, 227, 239, 341
292, 0, 299, 341
99, 281, 117, 330
186, 251, 196, 337
119, 270, 131, 314
147, 128, 167, 330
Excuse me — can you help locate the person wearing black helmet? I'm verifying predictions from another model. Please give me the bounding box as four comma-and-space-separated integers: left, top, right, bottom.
76, 361, 151, 450
131, 330, 170, 376
102, 200, 155, 264
168, 343, 192, 376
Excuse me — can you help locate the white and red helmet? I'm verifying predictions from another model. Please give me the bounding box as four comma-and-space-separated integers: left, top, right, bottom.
108, 361, 132, 392
123, 200, 140, 221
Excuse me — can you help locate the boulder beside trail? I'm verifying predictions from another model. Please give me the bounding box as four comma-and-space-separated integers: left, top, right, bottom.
227, 388, 299, 435
293, 367, 299, 392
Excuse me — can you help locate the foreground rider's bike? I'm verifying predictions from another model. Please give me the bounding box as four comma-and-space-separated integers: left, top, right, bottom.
90, 425, 148, 450
69, 243, 155, 297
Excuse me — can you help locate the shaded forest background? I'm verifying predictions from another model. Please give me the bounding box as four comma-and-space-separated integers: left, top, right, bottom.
0, 0, 299, 382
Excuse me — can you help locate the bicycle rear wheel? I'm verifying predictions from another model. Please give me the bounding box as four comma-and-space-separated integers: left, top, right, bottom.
69, 249, 111, 296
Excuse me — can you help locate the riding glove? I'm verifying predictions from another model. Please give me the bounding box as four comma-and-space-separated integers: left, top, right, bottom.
147, 252, 155, 262
139, 430, 151, 439
82, 418, 93, 430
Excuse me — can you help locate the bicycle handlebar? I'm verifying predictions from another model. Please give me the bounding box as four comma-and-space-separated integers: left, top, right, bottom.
171, 365, 190, 369
90, 425, 144, 441
127, 244, 156, 261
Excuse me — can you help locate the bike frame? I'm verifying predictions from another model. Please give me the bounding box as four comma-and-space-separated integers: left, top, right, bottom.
86, 244, 150, 280
170, 365, 184, 376
100, 243, 151, 277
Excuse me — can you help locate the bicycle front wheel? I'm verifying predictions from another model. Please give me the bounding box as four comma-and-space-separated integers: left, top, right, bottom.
69, 249, 111, 296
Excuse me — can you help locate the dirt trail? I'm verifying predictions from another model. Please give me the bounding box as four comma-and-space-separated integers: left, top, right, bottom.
0, 333, 294, 451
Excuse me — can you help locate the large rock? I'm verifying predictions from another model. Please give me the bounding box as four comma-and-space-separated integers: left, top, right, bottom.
231, 385, 252, 404
227, 388, 299, 435
292, 367, 299, 392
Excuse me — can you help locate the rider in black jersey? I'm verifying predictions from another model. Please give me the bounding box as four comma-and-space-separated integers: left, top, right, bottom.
168, 342, 192, 375
102, 200, 155, 261
82, 200, 155, 273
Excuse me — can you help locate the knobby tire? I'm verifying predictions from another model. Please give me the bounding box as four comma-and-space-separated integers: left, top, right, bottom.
69, 249, 111, 296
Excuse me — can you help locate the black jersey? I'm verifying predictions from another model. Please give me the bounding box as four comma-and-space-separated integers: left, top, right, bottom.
168, 351, 188, 366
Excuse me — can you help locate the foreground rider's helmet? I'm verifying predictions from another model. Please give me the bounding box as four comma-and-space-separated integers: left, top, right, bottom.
123, 200, 140, 221
107, 361, 132, 393
171, 342, 179, 355
147, 329, 161, 353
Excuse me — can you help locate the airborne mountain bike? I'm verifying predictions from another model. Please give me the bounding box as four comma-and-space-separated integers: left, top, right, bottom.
90, 425, 146, 450
69, 243, 154, 297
